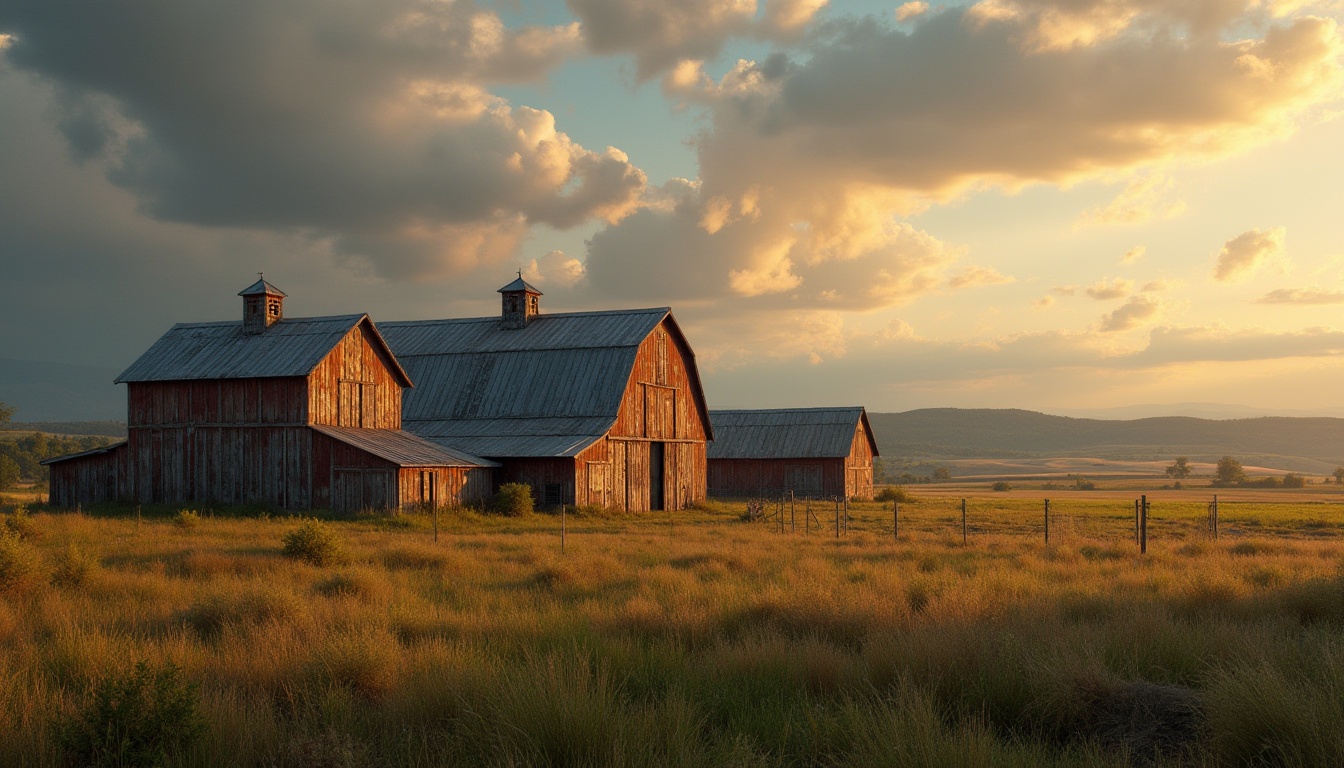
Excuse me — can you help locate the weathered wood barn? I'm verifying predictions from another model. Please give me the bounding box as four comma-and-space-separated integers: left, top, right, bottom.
706, 407, 878, 500
380, 277, 713, 511
45, 280, 496, 512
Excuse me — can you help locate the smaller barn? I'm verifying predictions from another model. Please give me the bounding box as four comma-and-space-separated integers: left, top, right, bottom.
707, 407, 879, 500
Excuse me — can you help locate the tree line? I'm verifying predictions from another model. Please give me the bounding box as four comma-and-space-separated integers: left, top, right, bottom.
1166, 455, 1342, 488
0, 401, 119, 490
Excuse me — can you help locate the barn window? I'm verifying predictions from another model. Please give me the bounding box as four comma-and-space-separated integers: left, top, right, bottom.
543, 483, 562, 506
268, 300, 281, 317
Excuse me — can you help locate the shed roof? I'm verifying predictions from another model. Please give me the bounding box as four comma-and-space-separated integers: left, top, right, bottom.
497, 276, 542, 294
381, 308, 712, 458
707, 407, 879, 460
238, 278, 287, 297
115, 315, 412, 387
40, 441, 127, 466
311, 425, 498, 468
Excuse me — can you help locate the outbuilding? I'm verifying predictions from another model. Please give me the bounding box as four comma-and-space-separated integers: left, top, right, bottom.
707, 407, 878, 500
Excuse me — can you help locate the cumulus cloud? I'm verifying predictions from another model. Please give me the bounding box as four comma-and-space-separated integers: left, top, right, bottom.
1257, 287, 1344, 304
896, 2, 931, 22
524, 249, 587, 288
0, 0, 640, 280
569, 0, 827, 79
1121, 245, 1146, 265
1077, 174, 1187, 227
1086, 278, 1135, 300
945, 265, 1015, 290
1099, 295, 1162, 331
1213, 226, 1288, 282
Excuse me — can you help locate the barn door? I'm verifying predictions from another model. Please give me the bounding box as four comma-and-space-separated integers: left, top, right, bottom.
649, 442, 665, 511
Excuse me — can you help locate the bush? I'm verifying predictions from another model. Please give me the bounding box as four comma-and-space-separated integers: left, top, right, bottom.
51, 544, 97, 588
173, 509, 201, 529
1073, 476, 1096, 491
991, 481, 1012, 492
61, 661, 205, 767
1282, 473, 1306, 489
490, 483, 534, 516
4, 504, 39, 540
0, 530, 43, 592
281, 519, 348, 566
874, 486, 915, 503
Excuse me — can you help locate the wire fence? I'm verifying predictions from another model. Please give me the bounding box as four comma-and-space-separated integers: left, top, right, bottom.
725, 493, 1344, 547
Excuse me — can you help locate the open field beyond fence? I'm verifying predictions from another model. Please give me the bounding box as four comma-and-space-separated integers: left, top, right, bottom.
3, 493, 1344, 766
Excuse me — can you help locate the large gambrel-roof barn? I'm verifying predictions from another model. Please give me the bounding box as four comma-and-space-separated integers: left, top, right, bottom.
45, 280, 496, 512
707, 407, 879, 500
380, 278, 713, 511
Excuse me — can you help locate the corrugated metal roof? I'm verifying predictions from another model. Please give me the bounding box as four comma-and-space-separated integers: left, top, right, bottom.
40, 441, 127, 466
408, 417, 610, 458
311, 425, 498, 467
238, 279, 287, 297
707, 407, 877, 459
116, 315, 412, 386
498, 276, 542, 294
381, 308, 669, 355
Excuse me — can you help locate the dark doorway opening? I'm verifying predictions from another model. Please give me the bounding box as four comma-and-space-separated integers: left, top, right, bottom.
649, 442, 665, 511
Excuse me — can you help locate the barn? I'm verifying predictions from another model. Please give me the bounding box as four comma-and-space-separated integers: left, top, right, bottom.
380, 277, 713, 511
706, 407, 879, 500
45, 280, 496, 512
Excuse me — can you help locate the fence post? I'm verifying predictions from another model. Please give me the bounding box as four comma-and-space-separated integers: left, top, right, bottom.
561, 503, 566, 555
806, 499, 811, 535
1140, 494, 1148, 555
433, 503, 438, 543
790, 491, 796, 534
1044, 498, 1050, 544
1134, 499, 1140, 545
894, 501, 899, 542
136, 504, 141, 532
1213, 494, 1219, 540
835, 498, 840, 539
961, 498, 967, 545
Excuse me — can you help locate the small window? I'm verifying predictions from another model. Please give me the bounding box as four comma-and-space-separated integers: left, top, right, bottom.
268, 300, 281, 316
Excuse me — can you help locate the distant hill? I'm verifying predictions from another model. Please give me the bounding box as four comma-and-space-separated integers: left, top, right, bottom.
0, 357, 124, 421
869, 409, 1344, 474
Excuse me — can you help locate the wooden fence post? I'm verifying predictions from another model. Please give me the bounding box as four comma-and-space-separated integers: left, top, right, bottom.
894, 501, 899, 542
432, 503, 438, 543
834, 498, 840, 539
1134, 499, 1140, 545
1140, 494, 1148, 555
1044, 498, 1050, 544
561, 503, 567, 555
790, 491, 796, 534
1213, 494, 1219, 540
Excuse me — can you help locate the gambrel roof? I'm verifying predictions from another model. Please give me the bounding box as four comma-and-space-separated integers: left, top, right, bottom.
380, 308, 712, 458
115, 315, 412, 387
707, 407, 879, 460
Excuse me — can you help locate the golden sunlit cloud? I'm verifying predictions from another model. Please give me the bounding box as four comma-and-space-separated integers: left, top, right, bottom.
1076, 174, 1187, 228
1086, 278, 1135, 300
1099, 295, 1162, 332
1121, 245, 1147, 264
1257, 287, 1344, 304
1213, 226, 1288, 282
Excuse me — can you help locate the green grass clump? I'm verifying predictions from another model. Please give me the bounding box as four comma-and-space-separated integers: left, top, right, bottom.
4, 504, 39, 539
50, 544, 97, 588
0, 529, 42, 592
490, 482, 534, 516
282, 519, 348, 566
173, 509, 201, 529
60, 661, 205, 767
875, 485, 916, 503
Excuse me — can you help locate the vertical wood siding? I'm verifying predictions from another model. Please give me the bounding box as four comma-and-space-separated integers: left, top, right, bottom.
397, 466, 493, 510
309, 322, 403, 429
845, 420, 875, 500
47, 444, 131, 508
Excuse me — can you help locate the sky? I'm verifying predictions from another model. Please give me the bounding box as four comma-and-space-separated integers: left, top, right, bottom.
2, 0, 1343, 417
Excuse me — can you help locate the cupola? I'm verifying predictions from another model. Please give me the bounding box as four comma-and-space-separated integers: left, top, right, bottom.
239, 276, 286, 334
498, 272, 542, 330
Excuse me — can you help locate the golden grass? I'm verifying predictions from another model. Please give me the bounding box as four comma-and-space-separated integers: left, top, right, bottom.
2, 499, 1343, 765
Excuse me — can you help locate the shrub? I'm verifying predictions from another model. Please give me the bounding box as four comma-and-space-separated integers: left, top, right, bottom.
0, 530, 43, 592
51, 544, 97, 588
60, 661, 205, 768
991, 481, 1012, 492
874, 486, 915, 503
1282, 473, 1306, 489
4, 504, 39, 540
490, 483, 533, 516
173, 509, 201, 529
181, 588, 298, 636
281, 519, 348, 566
1073, 476, 1096, 491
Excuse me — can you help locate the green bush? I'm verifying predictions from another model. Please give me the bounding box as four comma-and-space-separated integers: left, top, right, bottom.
0, 530, 43, 592
173, 509, 201, 529
51, 544, 97, 588
491, 483, 534, 516
282, 519, 349, 566
992, 481, 1012, 492
61, 661, 205, 767
1282, 473, 1306, 489
874, 486, 915, 503
4, 504, 39, 539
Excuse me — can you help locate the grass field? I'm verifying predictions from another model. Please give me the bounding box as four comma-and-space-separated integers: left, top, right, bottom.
3, 493, 1344, 766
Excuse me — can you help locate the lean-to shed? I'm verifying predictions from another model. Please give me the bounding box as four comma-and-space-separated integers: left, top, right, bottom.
45, 280, 495, 512
707, 407, 878, 500
380, 278, 713, 511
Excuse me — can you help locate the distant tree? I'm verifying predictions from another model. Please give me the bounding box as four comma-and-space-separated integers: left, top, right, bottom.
1214, 456, 1246, 485
0, 455, 19, 490
0, 400, 13, 427
992, 481, 1012, 492
932, 466, 952, 482
1165, 456, 1192, 479
1334, 466, 1344, 485
1282, 473, 1306, 489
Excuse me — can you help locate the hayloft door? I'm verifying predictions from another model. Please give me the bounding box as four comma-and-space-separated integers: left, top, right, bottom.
649, 442, 665, 511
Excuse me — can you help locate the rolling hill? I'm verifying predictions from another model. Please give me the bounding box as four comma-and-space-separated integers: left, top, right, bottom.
869, 409, 1344, 474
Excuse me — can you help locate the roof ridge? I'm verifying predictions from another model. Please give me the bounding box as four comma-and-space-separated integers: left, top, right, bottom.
381, 307, 670, 326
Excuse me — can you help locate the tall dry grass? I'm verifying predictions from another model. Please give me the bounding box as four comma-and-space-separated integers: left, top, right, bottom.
1, 499, 1343, 765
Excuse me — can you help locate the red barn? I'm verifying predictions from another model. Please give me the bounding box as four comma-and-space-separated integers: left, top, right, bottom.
380, 277, 713, 511
707, 407, 879, 500
45, 280, 495, 512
